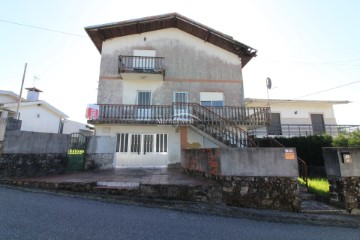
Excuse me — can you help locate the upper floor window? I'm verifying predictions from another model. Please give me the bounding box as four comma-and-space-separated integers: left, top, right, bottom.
200, 92, 224, 107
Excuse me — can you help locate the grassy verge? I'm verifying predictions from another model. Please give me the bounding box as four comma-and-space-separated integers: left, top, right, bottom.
298, 178, 330, 197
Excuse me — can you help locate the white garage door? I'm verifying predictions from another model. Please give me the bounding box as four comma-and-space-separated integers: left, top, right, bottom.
115, 133, 168, 168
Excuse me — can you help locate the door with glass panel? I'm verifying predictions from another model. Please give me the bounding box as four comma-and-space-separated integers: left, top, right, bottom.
115, 133, 168, 167
137, 91, 151, 120
173, 92, 189, 121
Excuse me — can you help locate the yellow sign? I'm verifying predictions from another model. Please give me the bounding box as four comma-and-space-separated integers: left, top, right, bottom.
284, 149, 295, 160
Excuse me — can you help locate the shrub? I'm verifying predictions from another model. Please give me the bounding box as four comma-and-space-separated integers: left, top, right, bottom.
333, 130, 360, 147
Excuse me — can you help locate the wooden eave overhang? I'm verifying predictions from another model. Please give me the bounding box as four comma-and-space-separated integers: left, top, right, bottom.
85, 13, 257, 67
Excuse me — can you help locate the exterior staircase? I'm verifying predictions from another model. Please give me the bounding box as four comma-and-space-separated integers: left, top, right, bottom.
179, 103, 257, 148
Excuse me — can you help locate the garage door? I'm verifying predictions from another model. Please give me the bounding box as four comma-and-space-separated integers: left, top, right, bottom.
115, 133, 168, 168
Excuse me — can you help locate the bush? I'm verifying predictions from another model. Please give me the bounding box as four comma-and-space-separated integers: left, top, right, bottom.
275, 135, 333, 166
333, 130, 360, 147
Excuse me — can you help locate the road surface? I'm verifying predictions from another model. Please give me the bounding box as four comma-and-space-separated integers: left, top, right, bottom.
0, 186, 359, 240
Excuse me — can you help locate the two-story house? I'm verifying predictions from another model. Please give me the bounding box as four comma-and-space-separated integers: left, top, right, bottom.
86, 13, 269, 168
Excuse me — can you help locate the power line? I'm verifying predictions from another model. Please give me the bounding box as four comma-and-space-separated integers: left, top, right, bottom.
292, 81, 360, 100
0, 19, 86, 38
249, 81, 360, 106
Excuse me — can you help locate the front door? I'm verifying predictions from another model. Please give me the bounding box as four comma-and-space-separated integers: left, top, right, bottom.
311, 114, 325, 134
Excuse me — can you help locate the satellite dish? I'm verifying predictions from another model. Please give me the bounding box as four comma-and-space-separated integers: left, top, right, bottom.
266, 77, 272, 89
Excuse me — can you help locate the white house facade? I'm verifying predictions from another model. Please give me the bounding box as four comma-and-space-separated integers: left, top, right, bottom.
86, 13, 269, 168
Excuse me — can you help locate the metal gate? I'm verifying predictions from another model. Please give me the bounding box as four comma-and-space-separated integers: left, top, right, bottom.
67, 132, 87, 172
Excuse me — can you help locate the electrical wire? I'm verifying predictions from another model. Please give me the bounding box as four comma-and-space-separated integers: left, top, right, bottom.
0, 19, 86, 38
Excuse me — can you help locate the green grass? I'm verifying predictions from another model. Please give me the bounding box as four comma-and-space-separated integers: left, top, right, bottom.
298, 178, 330, 197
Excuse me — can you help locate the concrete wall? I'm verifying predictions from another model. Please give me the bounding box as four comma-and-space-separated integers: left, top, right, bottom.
98, 28, 245, 107
323, 148, 360, 177
87, 136, 116, 154
220, 148, 298, 177
0, 130, 69, 177
3, 130, 69, 154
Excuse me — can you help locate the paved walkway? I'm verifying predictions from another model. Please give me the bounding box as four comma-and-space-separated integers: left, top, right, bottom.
20, 168, 217, 186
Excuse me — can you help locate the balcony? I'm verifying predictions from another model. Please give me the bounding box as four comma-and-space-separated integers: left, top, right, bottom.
87, 103, 270, 127
118, 55, 165, 81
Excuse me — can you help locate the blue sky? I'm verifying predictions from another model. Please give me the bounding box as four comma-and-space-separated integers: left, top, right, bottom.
1, 0, 359, 124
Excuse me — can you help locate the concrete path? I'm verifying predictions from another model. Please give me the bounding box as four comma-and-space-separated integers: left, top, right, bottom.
19, 168, 216, 186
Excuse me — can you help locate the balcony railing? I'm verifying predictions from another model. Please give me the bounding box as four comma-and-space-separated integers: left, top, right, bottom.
88, 104, 270, 126
248, 124, 360, 138
118, 55, 165, 74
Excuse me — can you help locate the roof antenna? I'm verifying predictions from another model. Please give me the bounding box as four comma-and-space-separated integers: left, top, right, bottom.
33, 75, 40, 88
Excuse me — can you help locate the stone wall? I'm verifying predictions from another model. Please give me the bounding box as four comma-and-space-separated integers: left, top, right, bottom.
221, 176, 300, 211
328, 176, 360, 214
0, 153, 67, 177
84, 136, 115, 170
182, 148, 300, 211
0, 130, 69, 178
323, 147, 360, 213
84, 153, 114, 170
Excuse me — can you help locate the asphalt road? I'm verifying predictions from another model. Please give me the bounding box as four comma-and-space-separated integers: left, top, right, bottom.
0, 186, 359, 240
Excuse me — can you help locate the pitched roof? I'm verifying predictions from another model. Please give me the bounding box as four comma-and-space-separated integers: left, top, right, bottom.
0, 90, 24, 102
85, 13, 257, 67
4, 100, 69, 118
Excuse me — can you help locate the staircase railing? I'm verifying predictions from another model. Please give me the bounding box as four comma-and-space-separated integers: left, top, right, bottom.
173, 102, 257, 148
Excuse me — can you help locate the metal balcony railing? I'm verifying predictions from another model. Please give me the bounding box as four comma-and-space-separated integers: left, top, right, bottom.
88, 104, 270, 127
118, 55, 165, 74
248, 124, 360, 138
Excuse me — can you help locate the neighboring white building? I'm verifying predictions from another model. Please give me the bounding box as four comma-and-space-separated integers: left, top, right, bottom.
0, 88, 68, 135
62, 119, 94, 136
245, 98, 351, 137
0, 88, 92, 140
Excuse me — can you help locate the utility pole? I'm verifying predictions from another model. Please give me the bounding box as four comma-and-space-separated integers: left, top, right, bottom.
16, 63, 27, 120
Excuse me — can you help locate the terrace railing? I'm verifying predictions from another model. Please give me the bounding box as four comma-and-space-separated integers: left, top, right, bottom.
118, 55, 165, 74
90, 104, 270, 127
248, 124, 360, 138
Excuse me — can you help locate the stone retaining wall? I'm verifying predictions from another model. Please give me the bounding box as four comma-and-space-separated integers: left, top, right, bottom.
323, 147, 360, 214
182, 148, 300, 211
84, 153, 114, 170
328, 176, 360, 214
183, 168, 300, 211
0, 153, 67, 177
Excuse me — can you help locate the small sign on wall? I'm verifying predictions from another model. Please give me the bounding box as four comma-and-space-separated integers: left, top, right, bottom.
341, 152, 352, 164
85, 104, 99, 119
284, 148, 295, 160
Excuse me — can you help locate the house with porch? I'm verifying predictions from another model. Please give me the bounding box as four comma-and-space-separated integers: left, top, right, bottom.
85, 13, 269, 168
245, 98, 356, 137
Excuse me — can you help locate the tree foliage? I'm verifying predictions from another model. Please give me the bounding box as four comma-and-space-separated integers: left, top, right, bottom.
333, 130, 360, 147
